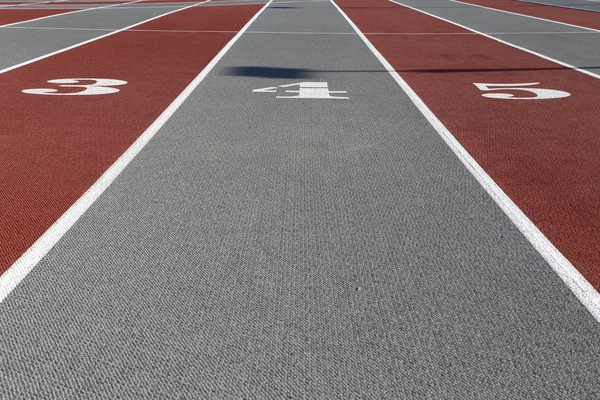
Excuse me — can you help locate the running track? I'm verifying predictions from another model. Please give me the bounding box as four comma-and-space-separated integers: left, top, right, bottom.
0, 8, 76, 25
456, 0, 600, 30
0, 0, 599, 397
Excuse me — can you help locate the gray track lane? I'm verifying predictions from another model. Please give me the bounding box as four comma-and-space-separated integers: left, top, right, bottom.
16, 4, 185, 29
6, 3, 267, 9
1, 0, 599, 398
519, 0, 600, 12
0, 4, 189, 70
395, 0, 600, 76
6, 5, 98, 8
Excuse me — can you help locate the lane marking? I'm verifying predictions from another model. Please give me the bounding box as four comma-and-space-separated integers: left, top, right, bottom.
0, 0, 143, 28
451, 0, 600, 33
0, 1, 209, 76
330, 0, 600, 322
253, 81, 349, 99
387, 0, 600, 80
473, 82, 571, 99
22, 78, 128, 95
0, 0, 272, 303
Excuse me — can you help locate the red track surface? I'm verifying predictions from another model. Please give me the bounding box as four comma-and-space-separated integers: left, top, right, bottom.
338, 0, 600, 289
0, 8, 75, 25
0, 4, 262, 274
457, 0, 600, 30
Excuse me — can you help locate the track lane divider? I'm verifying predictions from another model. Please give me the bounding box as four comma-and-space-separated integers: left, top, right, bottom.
450, 0, 600, 33
388, 0, 599, 80
330, 0, 600, 323
0, 0, 273, 303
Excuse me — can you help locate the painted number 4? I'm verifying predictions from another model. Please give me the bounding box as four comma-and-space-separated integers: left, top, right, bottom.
474, 82, 570, 100
22, 78, 127, 96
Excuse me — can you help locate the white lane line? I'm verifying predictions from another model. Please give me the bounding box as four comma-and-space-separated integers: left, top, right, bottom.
388, 0, 599, 80
0, 0, 272, 303
330, 0, 600, 323
0, 0, 144, 29
0, 1, 209, 75
450, 0, 600, 33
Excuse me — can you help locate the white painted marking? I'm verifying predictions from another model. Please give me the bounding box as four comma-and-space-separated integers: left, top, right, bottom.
22, 78, 127, 95
0, 1, 210, 77
253, 86, 278, 92
473, 82, 571, 99
0, 0, 273, 303
253, 82, 348, 99
450, 0, 600, 33
330, 0, 600, 322
387, 0, 600, 81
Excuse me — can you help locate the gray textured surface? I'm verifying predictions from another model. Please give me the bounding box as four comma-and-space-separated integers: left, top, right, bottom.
519, 0, 600, 12
0, 28, 100, 70
16, 5, 184, 29
0, 4, 193, 70
394, 0, 600, 76
1, 0, 599, 398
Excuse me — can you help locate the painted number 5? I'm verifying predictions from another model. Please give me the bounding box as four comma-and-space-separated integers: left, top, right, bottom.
474, 82, 570, 100
22, 78, 127, 96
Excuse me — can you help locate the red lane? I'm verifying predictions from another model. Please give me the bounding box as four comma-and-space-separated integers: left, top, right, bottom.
338, 0, 600, 289
0, 8, 76, 25
0, 4, 262, 274
457, 0, 600, 31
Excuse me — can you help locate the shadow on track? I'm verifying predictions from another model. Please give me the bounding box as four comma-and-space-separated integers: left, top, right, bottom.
221, 65, 600, 77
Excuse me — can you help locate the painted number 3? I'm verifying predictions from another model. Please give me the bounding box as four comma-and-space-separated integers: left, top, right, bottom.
22, 78, 127, 96
474, 82, 570, 100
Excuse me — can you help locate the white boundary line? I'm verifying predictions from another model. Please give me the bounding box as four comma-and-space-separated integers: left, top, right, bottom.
0, 0, 146, 28
450, 0, 600, 33
388, 0, 600, 80
0, 0, 272, 302
0, 0, 209, 75
330, 0, 600, 322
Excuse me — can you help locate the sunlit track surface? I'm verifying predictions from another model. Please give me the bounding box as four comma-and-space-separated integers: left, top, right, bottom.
0, 0, 599, 397
454, 0, 600, 30
519, 0, 600, 12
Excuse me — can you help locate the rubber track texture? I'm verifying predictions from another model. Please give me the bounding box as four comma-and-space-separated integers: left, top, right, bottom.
0, 8, 75, 24
337, 0, 600, 290
457, 0, 600, 30
0, 4, 263, 275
